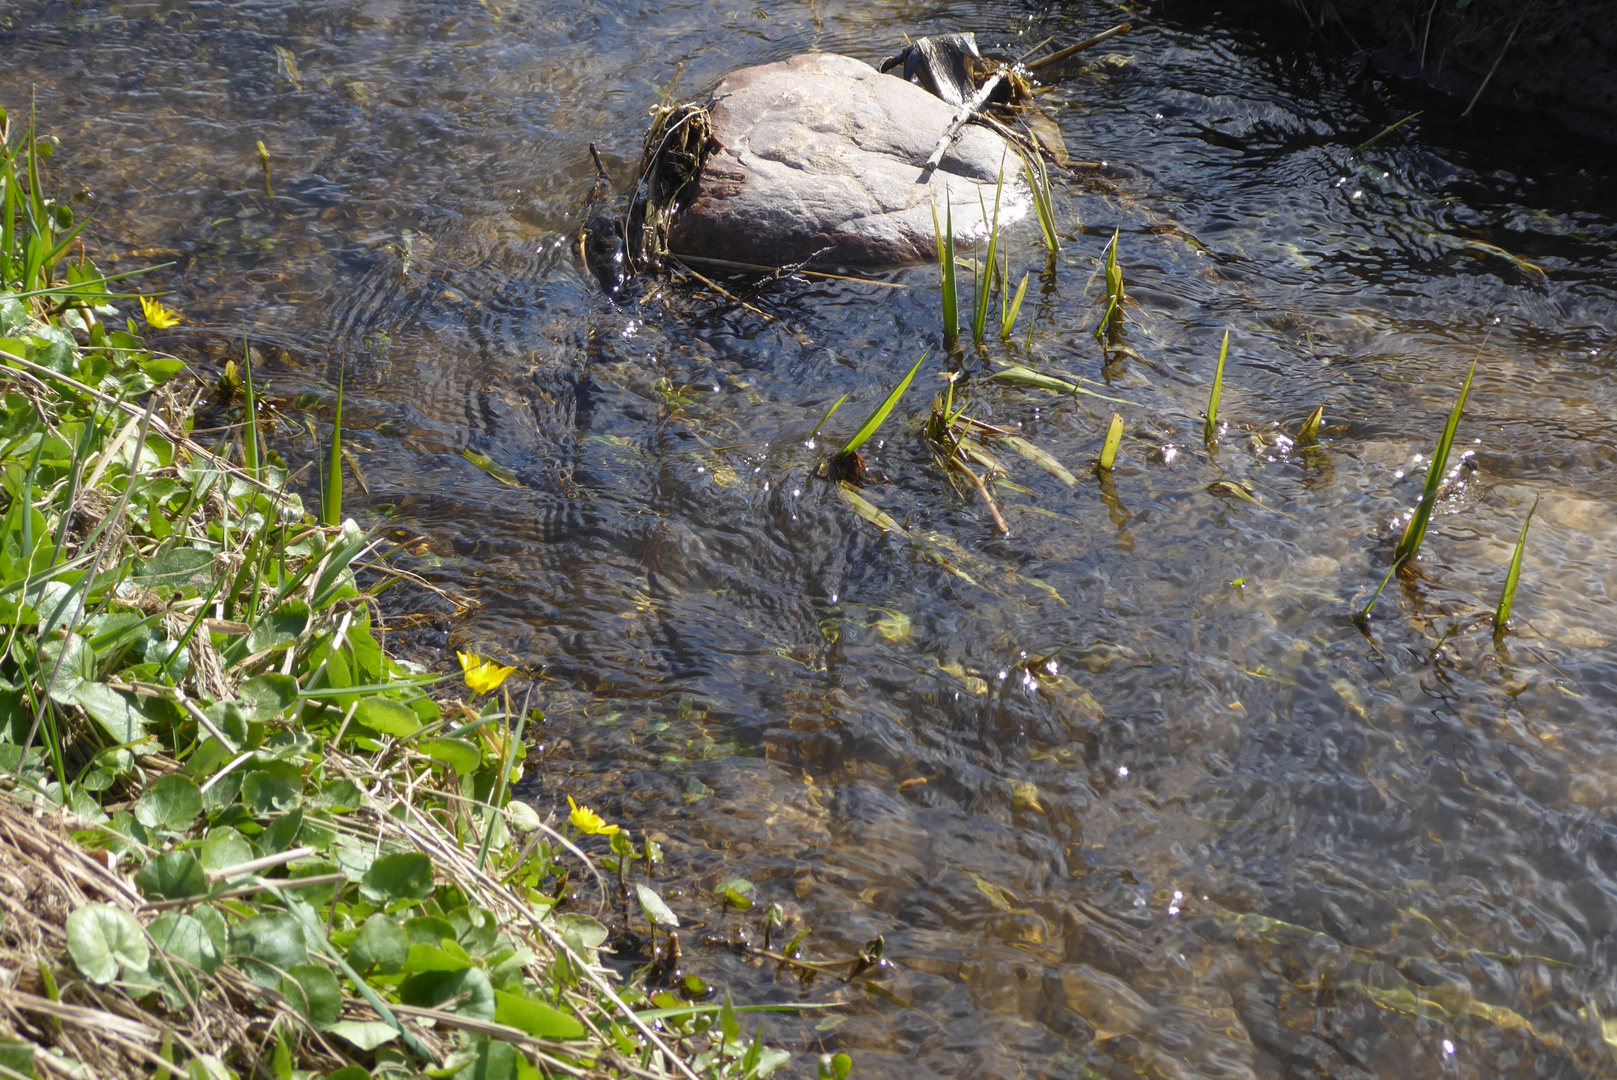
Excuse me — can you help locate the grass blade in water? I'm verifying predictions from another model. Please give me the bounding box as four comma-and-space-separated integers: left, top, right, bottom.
1393, 360, 1476, 566
840, 351, 929, 458
1493, 497, 1537, 636
1021, 152, 1059, 254
322, 371, 344, 526
1098, 412, 1123, 471
1003, 436, 1077, 486
1000, 270, 1029, 341
989, 364, 1140, 406
973, 170, 1004, 344
932, 202, 958, 347
807, 392, 849, 445
1298, 405, 1323, 447
1204, 330, 1228, 445
242, 334, 261, 483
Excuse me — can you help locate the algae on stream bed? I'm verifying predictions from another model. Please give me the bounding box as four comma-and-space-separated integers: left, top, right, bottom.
4, 0, 1617, 1077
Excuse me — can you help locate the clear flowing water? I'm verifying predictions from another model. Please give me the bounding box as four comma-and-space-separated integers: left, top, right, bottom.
7, 1, 1617, 1076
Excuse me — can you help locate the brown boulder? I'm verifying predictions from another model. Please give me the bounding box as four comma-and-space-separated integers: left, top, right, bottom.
667, 52, 1028, 268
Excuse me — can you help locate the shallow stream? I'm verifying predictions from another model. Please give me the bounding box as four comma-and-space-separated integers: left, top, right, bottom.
7, 1, 1617, 1076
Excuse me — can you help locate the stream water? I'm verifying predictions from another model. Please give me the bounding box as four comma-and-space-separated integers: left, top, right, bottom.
7, 0, 1617, 1076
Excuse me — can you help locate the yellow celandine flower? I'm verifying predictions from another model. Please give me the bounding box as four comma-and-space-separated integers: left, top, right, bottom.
457, 650, 515, 694
567, 796, 620, 836
140, 295, 181, 329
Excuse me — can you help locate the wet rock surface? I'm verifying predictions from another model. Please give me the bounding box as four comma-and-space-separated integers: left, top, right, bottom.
667, 52, 1028, 268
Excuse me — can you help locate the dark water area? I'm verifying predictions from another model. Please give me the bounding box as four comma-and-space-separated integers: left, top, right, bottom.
7, 1, 1617, 1076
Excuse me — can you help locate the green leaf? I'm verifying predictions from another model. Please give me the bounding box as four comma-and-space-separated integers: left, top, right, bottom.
135, 774, 202, 831
39, 633, 93, 704
199, 829, 255, 874
148, 912, 221, 976
0, 1039, 35, 1080
1395, 360, 1476, 568
840, 351, 928, 459
326, 1020, 399, 1051
494, 990, 586, 1039
323, 1060, 370, 1080
461, 448, 522, 487
353, 697, 420, 738
1097, 412, 1124, 471
361, 852, 434, 905
66, 903, 148, 984
262, 806, 305, 853
989, 364, 1140, 406
247, 605, 309, 654
403, 943, 469, 973
325, 1067, 371, 1080
1205, 330, 1229, 444
400, 965, 495, 1019
323, 371, 344, 527
135, 851, 208, 900
231, 913, 309, 988
72, 682, 150, 745
1494, 497, 1537, 635
239, 674, 297, 720
347, 914, 408, 975
635, 884, 679, 928
242, 761, 304, 813
403, 915, 457, 947
133, 548, 214, 591
554, 914, 608, 967
283, 963, 342, 1029
417, 736, 481, 776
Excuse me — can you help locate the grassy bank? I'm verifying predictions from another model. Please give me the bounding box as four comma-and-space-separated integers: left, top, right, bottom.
0, 106, 820, 1080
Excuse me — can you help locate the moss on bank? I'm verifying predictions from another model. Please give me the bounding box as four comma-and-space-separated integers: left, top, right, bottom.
0, 104, 831, 1080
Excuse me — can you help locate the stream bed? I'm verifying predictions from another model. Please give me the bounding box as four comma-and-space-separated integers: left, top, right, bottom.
7, 0, 1617, 1076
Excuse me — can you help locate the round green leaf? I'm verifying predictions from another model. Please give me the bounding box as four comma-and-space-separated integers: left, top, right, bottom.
135, 851, 208, 901
326, 1021, 398, 1051
347, 914, 408, 975
66, 903, 148, 984
494, 989, 586, 1039
399, 965, 494, 1019
242, 760, 304, 813
354, 697, 420, 738
282, 963, 342, 1029
325, 1066, 373, 1080
416, 736, 481, 777
230, 912, 309, 988
134, 774, 203, 831
360, 852, 434, 905
636, 884, 680, 928
148, 911, 220, 976
199, 828, 255, 874
239, 673, 297, 720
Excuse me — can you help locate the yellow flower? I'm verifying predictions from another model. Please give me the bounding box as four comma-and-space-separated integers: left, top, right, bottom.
140, 295, 181, 329
457, 650, 515, 694
567, 796, 620, 836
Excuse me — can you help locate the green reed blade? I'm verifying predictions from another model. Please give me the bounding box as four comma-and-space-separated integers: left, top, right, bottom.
806, 392, 849, 445
322, 370, 344, 527
1204, 330, 1228, 444
1355, 110, 1422, 153
1298, 405, 1323, 446
840, 350, 929, 458
932, 202, 958, 347
242, 333, 261, 483
1098, 412, 1123, 471
973, 168, 1004, 344
1000, 272, 1029, 340
1393, 360, 1475, 566
1493, 497, 1537, 636
1021, 152, 1059, 254
1105, 228, 1122, 304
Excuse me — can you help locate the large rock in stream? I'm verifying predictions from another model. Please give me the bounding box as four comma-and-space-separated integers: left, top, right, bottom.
667, 52, 1029, 268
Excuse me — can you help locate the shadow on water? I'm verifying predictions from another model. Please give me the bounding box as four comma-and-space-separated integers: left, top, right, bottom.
7, 0, 1617, 1075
